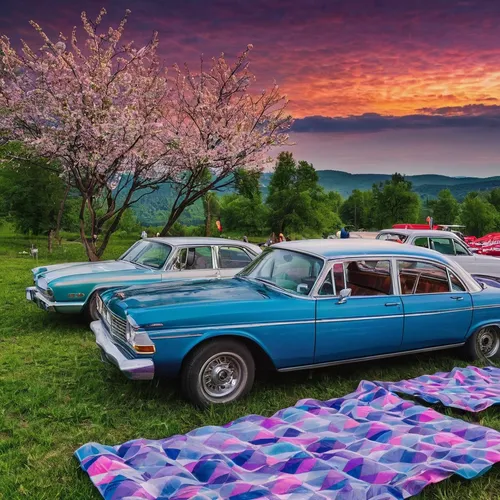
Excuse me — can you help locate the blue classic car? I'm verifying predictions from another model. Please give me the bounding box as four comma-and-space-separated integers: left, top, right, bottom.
26, 237, 261, 321
92, 239, 500, 406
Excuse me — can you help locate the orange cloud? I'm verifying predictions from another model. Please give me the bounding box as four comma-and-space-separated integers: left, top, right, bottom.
3, 0, 500, 119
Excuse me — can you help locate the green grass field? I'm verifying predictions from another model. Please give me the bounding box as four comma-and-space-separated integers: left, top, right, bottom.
0, 232, 499, 499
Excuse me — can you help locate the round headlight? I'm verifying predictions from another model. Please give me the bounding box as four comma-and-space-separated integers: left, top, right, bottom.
37, 277, 48, 290
125, 321, 136, 343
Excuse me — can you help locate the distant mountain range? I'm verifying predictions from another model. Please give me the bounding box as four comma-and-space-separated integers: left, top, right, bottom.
259, 171, 500, 200
131, 170, 500, 225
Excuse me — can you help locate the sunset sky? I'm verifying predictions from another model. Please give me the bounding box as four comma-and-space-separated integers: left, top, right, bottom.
2, 0, 500, 176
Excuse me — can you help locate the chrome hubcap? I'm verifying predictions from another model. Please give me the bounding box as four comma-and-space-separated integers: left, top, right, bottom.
200, 353, 244, 399
478, 328, 500, 357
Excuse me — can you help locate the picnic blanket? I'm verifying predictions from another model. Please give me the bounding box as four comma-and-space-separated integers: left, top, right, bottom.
378, 365, 500, 412
75, 379, 500, 500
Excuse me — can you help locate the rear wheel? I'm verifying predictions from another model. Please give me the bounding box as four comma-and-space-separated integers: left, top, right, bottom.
84, 292, 99, 323
181, 339, 255, 407
463, 326, 500, 361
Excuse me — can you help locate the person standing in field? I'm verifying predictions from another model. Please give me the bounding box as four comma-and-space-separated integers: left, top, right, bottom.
340, 227, 350, 239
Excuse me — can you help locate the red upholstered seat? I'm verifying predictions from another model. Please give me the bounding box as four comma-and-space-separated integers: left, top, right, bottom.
347, 266, 391, 296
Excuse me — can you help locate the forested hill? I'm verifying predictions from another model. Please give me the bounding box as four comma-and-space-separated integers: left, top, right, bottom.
259, 171, 500, 199
131, 170, 500, 226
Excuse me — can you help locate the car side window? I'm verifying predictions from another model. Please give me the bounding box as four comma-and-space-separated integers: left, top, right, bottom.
454, 240, 470, 256
318, 262, 345, 296
413, 237, 429, 248
219, 246, 253, 269
398, 260, 450, 294
449, 270, 466, 292
345, 260, 393, 296
174, 246, 214, 270
430, 237, 455, 255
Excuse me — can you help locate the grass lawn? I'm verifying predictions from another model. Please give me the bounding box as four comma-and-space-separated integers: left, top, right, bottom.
0, 232, 499, 499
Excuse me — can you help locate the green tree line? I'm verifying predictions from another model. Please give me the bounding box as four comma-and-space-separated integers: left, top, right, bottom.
1, 148, 499, 247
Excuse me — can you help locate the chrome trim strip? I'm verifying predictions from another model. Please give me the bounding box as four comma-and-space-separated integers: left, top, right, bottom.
278, 342, 465, 372
153, 333, 204, 340
474, 304, 500, 310
405, 307, 472, 316
317, 314, 403, 324
151, 319, 316, 336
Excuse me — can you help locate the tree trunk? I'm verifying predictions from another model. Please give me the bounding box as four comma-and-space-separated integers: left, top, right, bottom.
159, 182, 222, 237
205, 212, 211, 236
159, 204, 186, 236
48, 230, 54, 254
55, 184, 70, 246
204, 197, 211, 237
82, 237, 100, 261
78, 197, 100, 261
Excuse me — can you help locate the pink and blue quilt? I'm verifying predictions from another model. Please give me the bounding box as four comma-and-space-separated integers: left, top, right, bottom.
378, 365, 500, 412
75, 376, 500, 500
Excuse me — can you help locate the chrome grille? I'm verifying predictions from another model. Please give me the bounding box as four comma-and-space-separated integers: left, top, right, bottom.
111, 314, 127, 341
102, 304, 127, 341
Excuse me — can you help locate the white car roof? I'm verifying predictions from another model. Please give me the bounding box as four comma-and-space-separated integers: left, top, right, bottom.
145, 237, 261, 252
378, 229, 462, 239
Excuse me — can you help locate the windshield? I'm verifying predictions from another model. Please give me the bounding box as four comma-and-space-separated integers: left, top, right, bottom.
239, 248, 323, 296
120, 241, 172, 269
377, 232, 407, 242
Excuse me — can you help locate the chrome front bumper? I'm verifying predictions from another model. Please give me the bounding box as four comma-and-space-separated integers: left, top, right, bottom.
25, 286, 85, 314
91, 320, 155, 381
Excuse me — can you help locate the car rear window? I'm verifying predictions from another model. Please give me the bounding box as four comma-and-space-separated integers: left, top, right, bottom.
398, 260, 451, 294
219, 246, 253, 269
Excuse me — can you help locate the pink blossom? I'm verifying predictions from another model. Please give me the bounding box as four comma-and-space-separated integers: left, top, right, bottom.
0, 9, 292, 256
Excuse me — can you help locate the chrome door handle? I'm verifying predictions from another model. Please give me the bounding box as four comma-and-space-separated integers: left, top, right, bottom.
450, 296, 463, 301
385, 302, 399, 307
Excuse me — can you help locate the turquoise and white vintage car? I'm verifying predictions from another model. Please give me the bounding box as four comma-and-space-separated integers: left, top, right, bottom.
92, 239, 500, 406
26, 237, 261, 321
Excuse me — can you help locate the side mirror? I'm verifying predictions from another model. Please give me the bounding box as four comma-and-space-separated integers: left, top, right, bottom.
296, 283, 309, 295
338, 288, 352, 304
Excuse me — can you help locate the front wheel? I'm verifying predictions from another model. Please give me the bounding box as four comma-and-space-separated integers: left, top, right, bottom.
181, 339, 255, 407
463, 326, 500, 361
84, 292, 100, 323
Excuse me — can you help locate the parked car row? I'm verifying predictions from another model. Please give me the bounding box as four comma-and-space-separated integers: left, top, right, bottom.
26, 233, 500, 407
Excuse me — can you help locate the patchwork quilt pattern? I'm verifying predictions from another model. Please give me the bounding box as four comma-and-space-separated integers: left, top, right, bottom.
76, 379, 500, 500
378, 365, 500, 412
